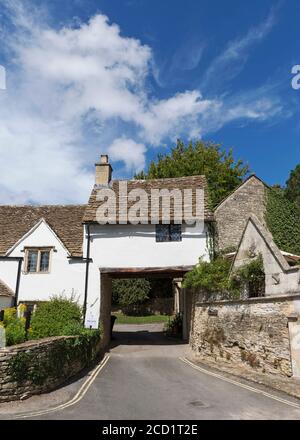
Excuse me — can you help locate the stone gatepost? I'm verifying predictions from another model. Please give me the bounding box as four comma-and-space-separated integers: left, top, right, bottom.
100, 273, 112, 348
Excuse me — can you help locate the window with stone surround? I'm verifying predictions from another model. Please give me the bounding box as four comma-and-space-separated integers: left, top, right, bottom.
24, 248, 52, 274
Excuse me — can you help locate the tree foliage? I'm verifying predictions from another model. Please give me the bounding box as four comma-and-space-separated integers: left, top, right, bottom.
265, 187, 300, 255
112, 278, 151, 307
285, 164, 300, 208
135, 139, 249, 208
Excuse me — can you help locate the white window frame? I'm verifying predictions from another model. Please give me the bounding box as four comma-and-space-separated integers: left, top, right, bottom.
24, 247, 53, 274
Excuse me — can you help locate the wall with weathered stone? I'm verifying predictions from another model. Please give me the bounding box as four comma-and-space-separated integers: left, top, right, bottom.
0, 334, 102, 402
189, 292, 300, 378
232, 216, 300, 296
215, 175, 266, 251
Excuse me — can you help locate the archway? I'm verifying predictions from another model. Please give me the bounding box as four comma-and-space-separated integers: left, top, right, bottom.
99, 266, 192, 347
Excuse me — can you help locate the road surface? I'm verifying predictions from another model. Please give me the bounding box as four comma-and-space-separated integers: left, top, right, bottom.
1, 323, 300, 420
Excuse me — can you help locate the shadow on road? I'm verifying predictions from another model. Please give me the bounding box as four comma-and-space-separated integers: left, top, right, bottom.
110, 323, 185, 348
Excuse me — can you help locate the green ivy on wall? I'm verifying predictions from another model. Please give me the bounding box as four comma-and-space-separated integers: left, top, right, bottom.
8, 330, 101, 386
265, 187, 300, 255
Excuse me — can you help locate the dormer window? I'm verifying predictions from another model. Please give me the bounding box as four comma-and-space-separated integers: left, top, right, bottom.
24, 248, 52, 274
155, 224, 182, 242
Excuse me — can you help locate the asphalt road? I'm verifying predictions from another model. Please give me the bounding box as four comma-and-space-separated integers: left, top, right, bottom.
2, 323, 300, 420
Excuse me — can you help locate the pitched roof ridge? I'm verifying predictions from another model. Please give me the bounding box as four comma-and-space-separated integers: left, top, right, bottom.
112, 175, 207, 183
0, 205, 86, 257
231, 214, 293, 273
214, 174, 269, 212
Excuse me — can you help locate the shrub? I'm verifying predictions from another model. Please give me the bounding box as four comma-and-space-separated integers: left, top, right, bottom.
183, 254, 265, 299
3, 307, 17, 326
164, 313, 182, 337
183, 256, 236, 297
231, 254, 265, 297
5, 318, 26, 346
61, 321, 85, 336
29, 296, 82, 340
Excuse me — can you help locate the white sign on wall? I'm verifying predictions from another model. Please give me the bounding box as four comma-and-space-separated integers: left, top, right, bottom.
85, 311, 98, 329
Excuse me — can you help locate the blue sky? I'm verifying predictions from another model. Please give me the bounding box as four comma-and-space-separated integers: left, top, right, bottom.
0, 0, 299, 203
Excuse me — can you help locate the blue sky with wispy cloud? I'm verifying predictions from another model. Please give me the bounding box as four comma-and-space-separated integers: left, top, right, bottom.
0, 0, 299, 204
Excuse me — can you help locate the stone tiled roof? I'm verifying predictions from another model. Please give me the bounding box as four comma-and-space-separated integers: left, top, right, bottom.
83, 176, 213, 223
0, 205, 86, 257
0, 279, 14, 297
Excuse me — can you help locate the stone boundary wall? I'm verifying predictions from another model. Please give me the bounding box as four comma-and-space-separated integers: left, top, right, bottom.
0, 334, 102, 403
188, 292, 300, 378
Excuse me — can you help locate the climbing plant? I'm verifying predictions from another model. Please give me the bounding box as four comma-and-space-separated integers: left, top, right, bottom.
265, 187, 300, 255
183, 256, 238, 298
230, 254, 265, 297
8, 330, 101, 385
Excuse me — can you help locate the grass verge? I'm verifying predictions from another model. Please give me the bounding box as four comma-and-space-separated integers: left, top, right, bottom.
112, 313, 171, 324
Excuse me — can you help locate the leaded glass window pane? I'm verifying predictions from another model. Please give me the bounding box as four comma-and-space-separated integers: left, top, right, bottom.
170, 224, 182, 242
156, 224, 182, 242
155, 224, 169, 242
39, 251, 50, 272
27, 250, 38, 272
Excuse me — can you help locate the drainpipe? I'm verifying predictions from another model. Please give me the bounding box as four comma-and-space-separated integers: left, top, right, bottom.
14, 259, 23, 307
82, 224, 91, 325
0, 256, 23, 307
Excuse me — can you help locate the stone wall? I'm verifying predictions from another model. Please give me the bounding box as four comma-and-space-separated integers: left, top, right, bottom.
215, 175, 266, 251
0, 334, 102, 402
189, 292, 300, 378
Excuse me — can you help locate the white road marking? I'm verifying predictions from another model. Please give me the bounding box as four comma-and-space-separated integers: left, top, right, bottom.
180, 357, 300, 410
12, 354, 111, 419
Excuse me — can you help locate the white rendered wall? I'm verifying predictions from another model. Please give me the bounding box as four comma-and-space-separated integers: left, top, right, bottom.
0, 221, 86, 306
84, 222, 209, 327
0, 220, 209, 328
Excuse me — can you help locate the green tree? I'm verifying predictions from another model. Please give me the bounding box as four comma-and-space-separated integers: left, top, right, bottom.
285, 164, 300, 208
135, 139, 249, 207
112, 279, 151, 307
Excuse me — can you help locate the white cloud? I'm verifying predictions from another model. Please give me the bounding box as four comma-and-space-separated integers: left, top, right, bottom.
0, 1, 285, 203
108, 138, 146, 172
201, 7, 277, 91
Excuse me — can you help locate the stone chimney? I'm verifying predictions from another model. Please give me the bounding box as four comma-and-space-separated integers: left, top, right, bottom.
95, 155, 113, 186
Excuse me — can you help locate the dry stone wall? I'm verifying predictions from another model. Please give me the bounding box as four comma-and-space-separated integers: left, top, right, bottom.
0, 334, 102, 402
189, 293, 300, 378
